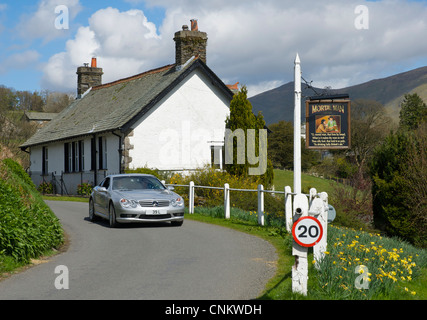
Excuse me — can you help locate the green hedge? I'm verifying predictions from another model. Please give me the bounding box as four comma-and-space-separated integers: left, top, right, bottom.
0, 159, 64, 263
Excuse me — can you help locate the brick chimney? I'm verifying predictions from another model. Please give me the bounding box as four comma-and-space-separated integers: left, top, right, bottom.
173, 19, 208, 66
76, 58, 103, 98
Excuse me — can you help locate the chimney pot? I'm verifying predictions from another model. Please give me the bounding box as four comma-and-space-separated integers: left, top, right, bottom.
91, 57, 97, 68
190, 19, 198, 31
182, 25, 189, 31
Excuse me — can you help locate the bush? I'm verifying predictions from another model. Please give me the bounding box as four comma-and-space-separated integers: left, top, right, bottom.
0, 159, 63, 263
38, 181, 54, 194
77, 183, 93, 196
370, 125, 427, 248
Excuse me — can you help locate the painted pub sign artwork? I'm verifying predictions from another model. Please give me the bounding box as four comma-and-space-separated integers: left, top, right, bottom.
305, 95, 351, 149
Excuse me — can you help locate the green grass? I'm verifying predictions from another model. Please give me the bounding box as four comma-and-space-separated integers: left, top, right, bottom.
42, 195, 89, 203
273, 169, 337, 195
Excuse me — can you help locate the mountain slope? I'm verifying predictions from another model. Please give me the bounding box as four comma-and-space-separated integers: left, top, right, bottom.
249, 66, 427, 125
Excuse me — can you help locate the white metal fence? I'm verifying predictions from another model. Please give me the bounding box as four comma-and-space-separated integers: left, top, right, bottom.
163, 180, 328, 232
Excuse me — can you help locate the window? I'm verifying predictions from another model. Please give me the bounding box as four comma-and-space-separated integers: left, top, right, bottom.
99, 137, 107, 170
65, 140, 85, 173
42, 147, 48, 175
210, 145, 224, 170
112, 176, 166, 191
73, 142, 79, 172
100, 177, 110, 189
79, 141, 85, 171
64, 143, 72, 173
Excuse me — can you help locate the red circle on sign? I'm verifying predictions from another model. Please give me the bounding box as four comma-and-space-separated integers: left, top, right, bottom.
292, 216, 324, 248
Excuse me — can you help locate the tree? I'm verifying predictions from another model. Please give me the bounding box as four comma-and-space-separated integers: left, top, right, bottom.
268, 120, 319, 170
350, 99, 392, 176
399, 93, 427, 130
267, 121, 293, 169
42, 90, 74, 113
370, 94, 427, 247
225, 86, 274, 187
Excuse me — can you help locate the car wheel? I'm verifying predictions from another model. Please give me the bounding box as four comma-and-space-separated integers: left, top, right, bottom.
89, 199, 98, 222
109, 203, 118, 228
171, 220, 183, 227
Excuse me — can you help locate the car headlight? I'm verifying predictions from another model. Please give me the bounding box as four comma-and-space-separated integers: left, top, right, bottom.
171, 197, 184, 207
120, 198, 138, 208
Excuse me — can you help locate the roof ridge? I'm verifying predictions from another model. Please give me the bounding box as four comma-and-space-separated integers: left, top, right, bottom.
92, 63, 176, 91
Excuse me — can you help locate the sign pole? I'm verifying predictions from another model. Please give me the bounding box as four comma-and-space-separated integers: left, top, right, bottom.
294, 53, 302, 194
292, 53, 308, 295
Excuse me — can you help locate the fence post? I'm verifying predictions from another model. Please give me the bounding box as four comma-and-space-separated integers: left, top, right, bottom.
285, 186, 292, 232
189, 181, 195, 214
292, 194, 309, 296
313, 192, 328, 266
224, 183, 230, 219
257, 184, 264, 226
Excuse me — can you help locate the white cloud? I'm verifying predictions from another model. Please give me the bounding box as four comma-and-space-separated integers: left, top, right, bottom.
41, 0, 427, 94
41, 7, 168, 91
246, 80, 285, 98
0, 50, 41, 74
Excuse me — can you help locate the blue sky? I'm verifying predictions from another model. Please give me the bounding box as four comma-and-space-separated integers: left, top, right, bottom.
0, 0, 426, 97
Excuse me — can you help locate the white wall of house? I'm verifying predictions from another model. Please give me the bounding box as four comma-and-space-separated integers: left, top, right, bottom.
29, 146, 42, 173
128, 69, 230, 171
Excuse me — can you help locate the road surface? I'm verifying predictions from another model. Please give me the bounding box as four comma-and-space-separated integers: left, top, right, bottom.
0, 201, 277, 300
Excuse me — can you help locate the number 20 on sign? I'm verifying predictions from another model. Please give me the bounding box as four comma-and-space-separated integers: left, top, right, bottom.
292, 216, 323, 247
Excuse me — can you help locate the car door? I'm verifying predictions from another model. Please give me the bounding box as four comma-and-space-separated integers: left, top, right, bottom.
97, 177, 110, 215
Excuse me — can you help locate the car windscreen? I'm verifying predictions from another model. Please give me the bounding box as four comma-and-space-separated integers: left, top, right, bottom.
112, 176, 166, 191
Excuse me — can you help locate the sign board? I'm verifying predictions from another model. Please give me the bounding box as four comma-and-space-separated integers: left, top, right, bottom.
328, 204, 336, 223
306, 96, 351, 149
292, 216, 324, 247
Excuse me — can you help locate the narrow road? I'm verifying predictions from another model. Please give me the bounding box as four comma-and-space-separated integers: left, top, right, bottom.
0, 201, 277, 300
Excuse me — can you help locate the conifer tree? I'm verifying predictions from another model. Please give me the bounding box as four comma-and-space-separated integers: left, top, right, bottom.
225, 86, 274, 186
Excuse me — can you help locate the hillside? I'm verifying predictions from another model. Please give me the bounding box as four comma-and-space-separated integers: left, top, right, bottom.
249, 66, 427, 124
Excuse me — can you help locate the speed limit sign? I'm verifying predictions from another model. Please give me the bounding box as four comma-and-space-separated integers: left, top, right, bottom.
292, 216, 323, 247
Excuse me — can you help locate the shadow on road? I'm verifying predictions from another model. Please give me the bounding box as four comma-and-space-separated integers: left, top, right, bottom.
83, 217, 182, 229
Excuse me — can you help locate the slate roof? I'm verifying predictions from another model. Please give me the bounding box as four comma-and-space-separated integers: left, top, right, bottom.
24, 111, 58, 121
21, 59, 233, 149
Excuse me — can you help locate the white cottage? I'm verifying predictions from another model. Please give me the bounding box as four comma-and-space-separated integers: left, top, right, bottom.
21, 21, 233, 194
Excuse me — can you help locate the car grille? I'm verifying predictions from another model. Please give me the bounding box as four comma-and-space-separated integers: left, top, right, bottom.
139, 200, 170, 207
139, 214, 171, 220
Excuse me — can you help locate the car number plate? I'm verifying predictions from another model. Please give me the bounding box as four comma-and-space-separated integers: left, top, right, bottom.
146, 209, 166, 215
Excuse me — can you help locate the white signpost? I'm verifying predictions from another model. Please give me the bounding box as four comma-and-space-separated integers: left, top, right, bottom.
293, 53, 302, 195
291, 53, 328, 296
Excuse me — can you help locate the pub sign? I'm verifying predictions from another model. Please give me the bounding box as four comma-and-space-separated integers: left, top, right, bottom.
305, 95, 351, 149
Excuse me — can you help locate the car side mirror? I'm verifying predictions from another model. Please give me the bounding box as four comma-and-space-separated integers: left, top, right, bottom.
167, 186, 175, 191
97, 186, 108, 193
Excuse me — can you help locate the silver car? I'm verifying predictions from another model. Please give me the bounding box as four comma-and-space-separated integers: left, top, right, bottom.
89, 174, 185, 228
